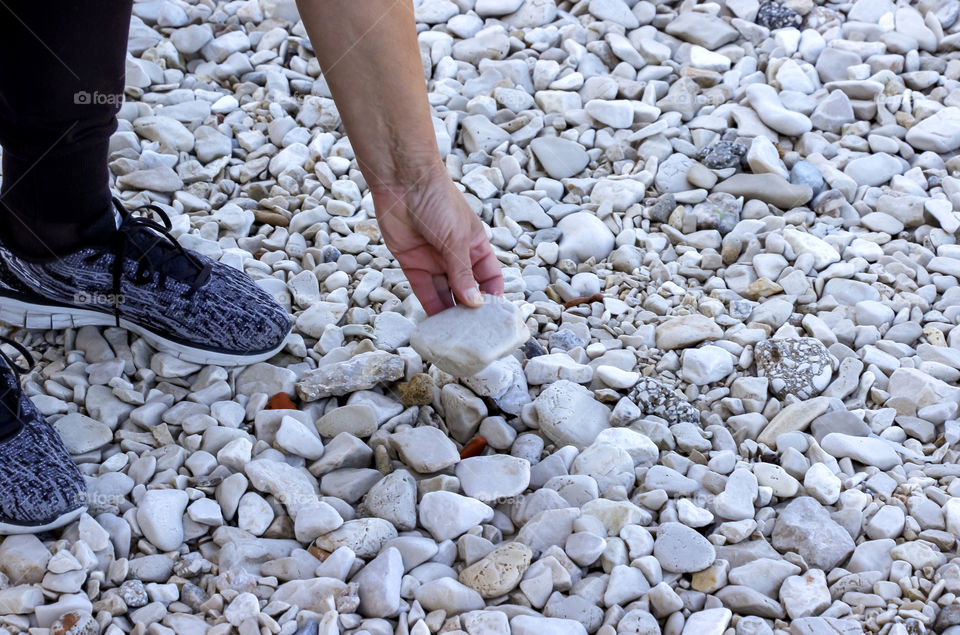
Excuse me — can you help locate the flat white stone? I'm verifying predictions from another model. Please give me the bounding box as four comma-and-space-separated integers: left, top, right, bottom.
419, 491, 494, 541
511, 615, 587, 635
237, 492, 274, 536
906, 108, 960, 152
783, 228, 841, 269
524, 353, 594, 384
315, 404, 378, 438
456, 455, 531, 502
682, 345, 734, 384
410, 296, 528, 376
596, 364, 640, 389
52, 413, 112, 454
530, 137, 590, 179
656, 314, 723, 350
654, 523, 716, 573
681, 608, 732, 635
533, 380, 610, 449
390, 426, 461, 473
136, 490, 188, 552
820, 433, 902, 470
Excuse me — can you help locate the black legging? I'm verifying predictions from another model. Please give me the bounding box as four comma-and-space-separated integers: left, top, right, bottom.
0, 0, 134, 260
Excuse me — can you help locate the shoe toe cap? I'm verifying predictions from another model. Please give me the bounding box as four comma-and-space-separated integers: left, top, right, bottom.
0, 409, 87, 529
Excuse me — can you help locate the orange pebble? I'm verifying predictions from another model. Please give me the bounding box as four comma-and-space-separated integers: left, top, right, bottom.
308, 545, 331, 561
460, 435, 488, 459
267, 392, 296, 410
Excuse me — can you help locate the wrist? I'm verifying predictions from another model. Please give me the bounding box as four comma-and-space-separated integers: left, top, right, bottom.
364, 148, 446, 196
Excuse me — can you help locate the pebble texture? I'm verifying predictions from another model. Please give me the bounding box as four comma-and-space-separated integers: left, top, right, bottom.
3, 0, 960, 634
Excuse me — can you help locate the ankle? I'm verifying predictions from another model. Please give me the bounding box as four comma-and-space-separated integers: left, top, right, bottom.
0, 208, 117, 261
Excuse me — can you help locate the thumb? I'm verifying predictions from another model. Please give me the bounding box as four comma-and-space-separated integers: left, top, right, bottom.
444, 248, 483, 308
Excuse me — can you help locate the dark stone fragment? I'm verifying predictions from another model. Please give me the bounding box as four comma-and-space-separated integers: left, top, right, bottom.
321, 245, 341, 263
523, 338, 545, 358
647, 193, 676, 223
700, 141, 747, 170
756, 1, 802, 29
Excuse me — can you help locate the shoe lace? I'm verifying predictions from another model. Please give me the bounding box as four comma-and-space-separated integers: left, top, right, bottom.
0, 335, 33, 428
104, 198, 213, 327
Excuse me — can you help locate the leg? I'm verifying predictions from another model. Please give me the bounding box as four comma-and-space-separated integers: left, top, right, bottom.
0, 0, 133, 259
0, 2, 292, 366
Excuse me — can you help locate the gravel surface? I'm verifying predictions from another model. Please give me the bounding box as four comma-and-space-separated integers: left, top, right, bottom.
2, 0, 960, 634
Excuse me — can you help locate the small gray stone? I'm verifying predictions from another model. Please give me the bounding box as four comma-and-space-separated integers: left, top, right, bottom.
772, 497, 855, 570
53, 413, 113, 454
654, 522, 716, 573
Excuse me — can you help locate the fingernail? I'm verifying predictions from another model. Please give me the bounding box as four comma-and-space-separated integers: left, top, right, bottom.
467, 288, 482, 305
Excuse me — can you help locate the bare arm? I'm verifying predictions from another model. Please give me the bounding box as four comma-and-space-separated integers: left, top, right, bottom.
296, 0, 504, 314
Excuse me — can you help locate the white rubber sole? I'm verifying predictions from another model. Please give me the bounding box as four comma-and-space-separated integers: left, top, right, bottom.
0, 505, 86, 535
0, 294, 287, 367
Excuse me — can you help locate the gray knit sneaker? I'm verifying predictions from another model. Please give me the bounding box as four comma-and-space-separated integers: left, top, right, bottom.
0, 337, 86, 534
0, 199, 292, 366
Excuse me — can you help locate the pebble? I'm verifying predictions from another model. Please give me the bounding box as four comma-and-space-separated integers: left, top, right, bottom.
245, 459, 321, 521
456, 455, 531, 502
410, 296, 529, 376
653, 523, 717, 573
745, 84, 812, 137
52, 413, 113, 454
755, 338, 833, 399
530, 137, 590, 179
772, 497, 855, 570
715, 468, 758, 520
352, 547, 403, 618
844, 153, 907, 187
780, 570, 831, 619
557, 211, 616, 263
803, 463, 841, 505
656, 314, 723, 350
820, 433, 902, 470
136, 489, 188, 552
683, 608, 732, 635
459, 541, 532, 597
682, 345, 734, 385
414, 577, 485, 614
390, 426, 461, 472
906, 107, 960, 152
701, 141, 746, 169
757, 1, 801, 28
315, 404, 378, 438
418, 491, 494, 541
533, 380, 610, 448
665, 12, 739, 49
295, 351, 405, 400
0, 534, 51, 583
714, 173, 812, 209
314, 518, 397, 559
275, 415, 325, 460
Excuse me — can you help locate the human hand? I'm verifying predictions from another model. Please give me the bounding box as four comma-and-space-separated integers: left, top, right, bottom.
371, 166, 504, 316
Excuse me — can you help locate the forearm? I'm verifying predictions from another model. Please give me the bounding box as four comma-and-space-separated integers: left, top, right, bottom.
295, 0, 442, 189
